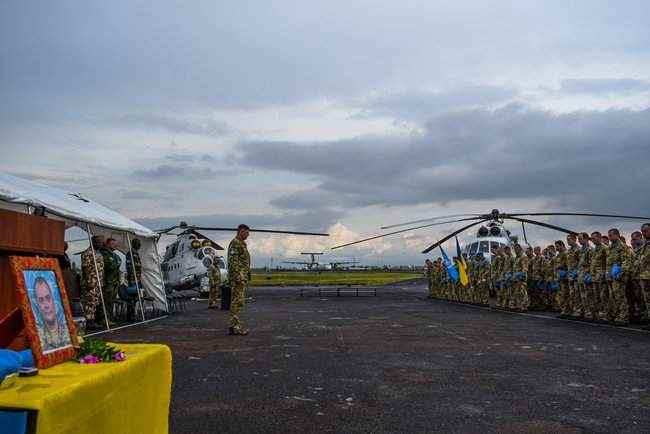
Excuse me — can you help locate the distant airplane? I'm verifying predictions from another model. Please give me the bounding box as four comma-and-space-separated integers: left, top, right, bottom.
283, 252, 324, 270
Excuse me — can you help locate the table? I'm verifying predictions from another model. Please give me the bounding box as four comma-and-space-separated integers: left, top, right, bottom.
0, 343, 171, 434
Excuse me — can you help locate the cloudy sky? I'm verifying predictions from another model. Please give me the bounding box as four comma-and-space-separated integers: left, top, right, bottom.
2, 0, 649, 265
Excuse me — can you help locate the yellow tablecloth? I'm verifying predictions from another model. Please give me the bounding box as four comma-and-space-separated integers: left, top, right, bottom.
0, 343, 172, 434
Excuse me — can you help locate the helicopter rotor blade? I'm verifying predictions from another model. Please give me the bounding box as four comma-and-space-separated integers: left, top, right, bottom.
380, 214, 481, 230
331, 217, 483, 250
193, 227, 329, 237
155, 225, 181, 235
506, 216, 577, 236
521, 221, 530, 247
507, 212, 650, 220
420, 219, 491, 254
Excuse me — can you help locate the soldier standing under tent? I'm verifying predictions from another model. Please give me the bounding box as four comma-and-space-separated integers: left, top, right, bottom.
125, 238, 143, 321
228, 224, 251, 336
606, 228, 632, 326
208, 262, 221, 309
101, 238, 122, 323
81, 235, 104, 328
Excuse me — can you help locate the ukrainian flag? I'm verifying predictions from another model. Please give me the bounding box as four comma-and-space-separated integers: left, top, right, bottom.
455, 236, 469, 287
439, 245, 459, 282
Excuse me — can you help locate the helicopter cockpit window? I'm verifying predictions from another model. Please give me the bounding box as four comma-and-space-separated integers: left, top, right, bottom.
214, 257, 225, 268
479, 241, 490, 253
171, 242, 179, 257
469, 242, 479, 255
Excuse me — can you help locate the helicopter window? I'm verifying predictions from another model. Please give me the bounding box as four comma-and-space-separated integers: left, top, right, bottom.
479, 241, 490, 253
214, 257, 225, 268
469, 243, 479, 255
171, 242, 178, 257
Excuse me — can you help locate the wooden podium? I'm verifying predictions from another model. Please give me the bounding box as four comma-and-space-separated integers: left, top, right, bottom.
0, 209, 65, 348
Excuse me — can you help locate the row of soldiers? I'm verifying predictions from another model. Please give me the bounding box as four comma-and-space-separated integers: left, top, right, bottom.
425, 224, 650, 327
80, 235, 143, 328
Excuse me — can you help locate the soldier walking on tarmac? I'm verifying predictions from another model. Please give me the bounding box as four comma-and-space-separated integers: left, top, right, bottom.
228, 224, 251, 335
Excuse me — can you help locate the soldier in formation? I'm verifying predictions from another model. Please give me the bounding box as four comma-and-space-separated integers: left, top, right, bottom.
424, 223, 650, 328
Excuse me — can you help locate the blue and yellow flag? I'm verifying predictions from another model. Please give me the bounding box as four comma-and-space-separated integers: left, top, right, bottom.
439, 245, 459, 282
455, 236, 469, 286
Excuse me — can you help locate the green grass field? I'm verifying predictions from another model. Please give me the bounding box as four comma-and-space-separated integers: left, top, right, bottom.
249, 270, 422, 286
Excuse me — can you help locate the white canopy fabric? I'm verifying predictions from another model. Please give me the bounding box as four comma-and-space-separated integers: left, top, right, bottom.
0, 172, 168, 312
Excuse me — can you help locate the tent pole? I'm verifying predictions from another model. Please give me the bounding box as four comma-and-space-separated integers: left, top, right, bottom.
126, 233, 146, 322
153, 240, 170, 313
86, 223, 111, 332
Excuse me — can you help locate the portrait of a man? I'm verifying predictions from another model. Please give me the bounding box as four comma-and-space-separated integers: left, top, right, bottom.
24, 270, 72, 353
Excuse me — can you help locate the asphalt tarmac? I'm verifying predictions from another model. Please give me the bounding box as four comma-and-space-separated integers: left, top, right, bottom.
110, 279, 650, 433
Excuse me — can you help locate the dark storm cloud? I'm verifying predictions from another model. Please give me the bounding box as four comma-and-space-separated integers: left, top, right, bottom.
109, 113, 233, 137
560, 79, 650, 95
355, 86, 517, 120
239, 104, 650, 215
137, 209, 343, 234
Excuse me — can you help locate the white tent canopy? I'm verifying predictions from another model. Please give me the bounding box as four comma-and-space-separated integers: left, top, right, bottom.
0, 172, 168, 313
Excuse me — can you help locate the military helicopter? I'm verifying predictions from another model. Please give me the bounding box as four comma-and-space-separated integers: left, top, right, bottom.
331, 209, 650, 256
157, 221, 329, 294
160, 229, 226, 294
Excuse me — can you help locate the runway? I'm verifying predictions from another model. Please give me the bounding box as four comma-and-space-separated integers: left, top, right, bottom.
110, 279, 650, 433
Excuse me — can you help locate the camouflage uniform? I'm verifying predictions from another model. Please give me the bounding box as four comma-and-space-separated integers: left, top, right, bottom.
101, 247, 122, 322
473, 256, 490, 305
555, 249, 570, 316
606, 239, 632, 324
492, 254, 505, 308
512, 250, 530, 311
126, 250, 142, 286
543, 252, 556, 311
228, 237, 251, 332
40, 321, 71, 351
576, 244, 593, 319
530, 253, 545, 310
634, 240, 650, 321
566, 244, 581, 317
208, 264, 222, 308
590, 243, 608, 322
501, 252, 514, 309
81, 247, 104, 323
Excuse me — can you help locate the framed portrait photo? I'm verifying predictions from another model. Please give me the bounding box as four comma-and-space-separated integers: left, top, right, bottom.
8, 256, 78, 368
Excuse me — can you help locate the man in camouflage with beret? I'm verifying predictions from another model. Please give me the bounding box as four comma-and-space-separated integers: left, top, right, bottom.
228, 224, 251, 335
